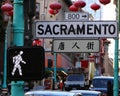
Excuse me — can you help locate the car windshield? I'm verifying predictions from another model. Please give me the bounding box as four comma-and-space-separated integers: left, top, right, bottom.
92, 79, 113, 88
67, 74, 84, 81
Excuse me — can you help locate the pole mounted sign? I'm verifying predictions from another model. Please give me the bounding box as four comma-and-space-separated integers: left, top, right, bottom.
64, 12, 89, 21
53, 39, 100, 52
34, 21, 118, 38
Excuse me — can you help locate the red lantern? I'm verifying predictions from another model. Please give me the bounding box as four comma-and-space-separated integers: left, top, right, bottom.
32, 39, 41, 46
49, 9, 59, 15
74, 0, 86, 8
8, 10, 13, 16
1, 3, 13, 12
49, 2, 62, 10
99, 0, 111, 5
90, 3, 100, 11
69, 5, 79, 12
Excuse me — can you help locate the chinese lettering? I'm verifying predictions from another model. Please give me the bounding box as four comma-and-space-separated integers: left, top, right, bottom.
86, 42, 94, 50
72, 42, 80, 49
58, 42, 65, 50
55, 40, 98, 52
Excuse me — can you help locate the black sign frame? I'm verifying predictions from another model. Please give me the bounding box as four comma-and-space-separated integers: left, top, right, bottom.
7, 46, 45, 81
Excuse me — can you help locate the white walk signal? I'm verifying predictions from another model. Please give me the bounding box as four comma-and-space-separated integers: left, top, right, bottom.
12, 51, 26, 76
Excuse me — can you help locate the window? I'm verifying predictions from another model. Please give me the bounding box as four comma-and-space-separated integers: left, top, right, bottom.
67, 74, 85, 81
92, 78, 113, 88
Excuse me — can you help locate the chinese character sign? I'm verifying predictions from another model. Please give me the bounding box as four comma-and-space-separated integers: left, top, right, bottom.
53, 39, 100, 52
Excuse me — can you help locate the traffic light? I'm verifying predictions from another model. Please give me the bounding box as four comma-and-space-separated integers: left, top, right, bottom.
24, 0, 36, 46
24, 0, 36, 17
7, 46, 45, 81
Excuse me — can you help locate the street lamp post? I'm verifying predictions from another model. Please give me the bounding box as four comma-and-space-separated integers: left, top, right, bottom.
2, 17, 11, 94
1, 1, 13, 94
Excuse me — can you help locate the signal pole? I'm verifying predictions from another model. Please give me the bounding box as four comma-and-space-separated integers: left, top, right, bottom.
114, 0, 119, 96
11, 0, 24, 96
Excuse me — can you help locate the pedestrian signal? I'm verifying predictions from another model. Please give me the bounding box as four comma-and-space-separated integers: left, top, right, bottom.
7, 46, 45, 81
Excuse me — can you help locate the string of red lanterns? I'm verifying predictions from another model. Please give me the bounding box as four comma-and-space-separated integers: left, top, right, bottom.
1, 0, 111, 16
69, 5, 79, 12
73, 0, 86, 9
49, 2, 62, 16
90, 3, 100, 11
68, 0, 110, 12
49, 2, 62, 10
1, 3, 13, 11
8, 9, 13, 16
49, 9, 59, 15
99, 0, 111, 5
1, 0, 13, 16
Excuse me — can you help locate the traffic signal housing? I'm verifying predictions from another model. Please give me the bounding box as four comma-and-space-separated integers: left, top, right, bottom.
7, 46, 45, 81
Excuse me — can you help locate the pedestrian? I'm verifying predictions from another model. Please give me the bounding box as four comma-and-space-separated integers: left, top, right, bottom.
107, 81, 113, 96
43, 77, 53, 90
59, 79, 63, 90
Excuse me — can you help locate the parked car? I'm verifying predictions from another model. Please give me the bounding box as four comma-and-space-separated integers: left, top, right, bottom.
64, 74, 85, 91
89, 76, 114, 95
24, 90, 82, 96
70, 90, 102, 96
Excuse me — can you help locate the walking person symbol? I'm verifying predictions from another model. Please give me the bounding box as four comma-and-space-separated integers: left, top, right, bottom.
11, 51, 26, 76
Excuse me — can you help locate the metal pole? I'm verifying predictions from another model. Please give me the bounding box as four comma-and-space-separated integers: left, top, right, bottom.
2, 27, 7, 90
114, 38, 119, 96
2, 19, 12, 94
11, 0, 24, 96
54, 53, 57, 82
114, 0, 119, 96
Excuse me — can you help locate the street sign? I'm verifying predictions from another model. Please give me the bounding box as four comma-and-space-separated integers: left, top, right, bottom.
7, 46, 45, 81
34, 21, 118, 38
53, 39, 100, 52
64, 12, 89, 21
